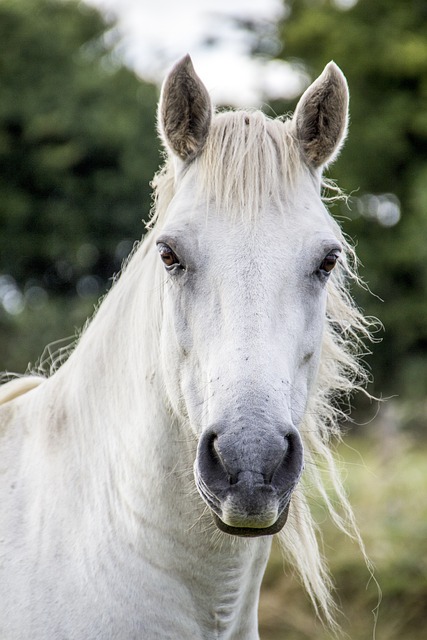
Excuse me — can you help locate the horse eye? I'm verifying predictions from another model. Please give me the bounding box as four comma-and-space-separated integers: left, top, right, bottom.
319, 252, 339, 274
157, 242, 181, 269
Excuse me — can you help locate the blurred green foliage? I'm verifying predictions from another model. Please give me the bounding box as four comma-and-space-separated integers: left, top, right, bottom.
265, 0, 427, 400
0, 0, 159, 293
0, 294, 95, 374
260, 435, 427, 639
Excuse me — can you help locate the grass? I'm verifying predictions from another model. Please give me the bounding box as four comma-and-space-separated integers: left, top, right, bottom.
259, 434, 427, 639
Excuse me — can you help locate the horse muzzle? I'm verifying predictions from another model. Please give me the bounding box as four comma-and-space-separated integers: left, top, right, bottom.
194, 423, 304, 537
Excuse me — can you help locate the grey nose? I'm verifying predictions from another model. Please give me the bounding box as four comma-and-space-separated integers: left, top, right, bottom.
196, 422, 304, 503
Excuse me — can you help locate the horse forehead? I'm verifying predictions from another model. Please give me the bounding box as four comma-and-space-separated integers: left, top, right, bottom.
163, 170, 335, 261
189, 205, 332, 254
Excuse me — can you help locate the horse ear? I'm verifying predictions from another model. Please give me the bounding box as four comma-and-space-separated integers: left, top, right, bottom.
158, 55, 212, 162
292, 62, 349, 169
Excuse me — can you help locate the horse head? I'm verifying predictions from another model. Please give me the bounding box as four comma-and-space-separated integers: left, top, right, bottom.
155, 55, 349, 537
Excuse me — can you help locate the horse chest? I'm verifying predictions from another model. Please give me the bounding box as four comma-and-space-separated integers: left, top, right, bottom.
1, 524, 265, 640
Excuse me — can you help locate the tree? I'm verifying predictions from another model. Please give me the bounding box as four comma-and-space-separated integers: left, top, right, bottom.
264, 0, 427, 399
0, 0, 162, 373
0, 0, 160, 297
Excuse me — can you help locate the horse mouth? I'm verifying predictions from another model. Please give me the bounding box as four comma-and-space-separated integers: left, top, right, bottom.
212, 503, 290, 538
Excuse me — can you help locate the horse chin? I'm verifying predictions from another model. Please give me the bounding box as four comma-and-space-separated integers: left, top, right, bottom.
212, 503, 290, 538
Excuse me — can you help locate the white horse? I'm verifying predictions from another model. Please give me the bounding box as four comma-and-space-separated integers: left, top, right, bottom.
0, 56, 373, 639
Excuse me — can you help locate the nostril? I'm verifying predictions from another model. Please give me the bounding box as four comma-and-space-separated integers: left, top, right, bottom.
197, 429, 233, 490
271, 430, 304, 492
264, 436, 290, 484
208, 433, 223, 470
211, 435, 238, 485
211, 435, 221, 463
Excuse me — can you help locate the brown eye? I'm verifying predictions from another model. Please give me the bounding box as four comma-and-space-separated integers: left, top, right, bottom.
319, 253, 339, 274
157, 242, 181, 269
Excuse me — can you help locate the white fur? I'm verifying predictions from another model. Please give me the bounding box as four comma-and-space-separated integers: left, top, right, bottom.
0, 61, 374, 639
